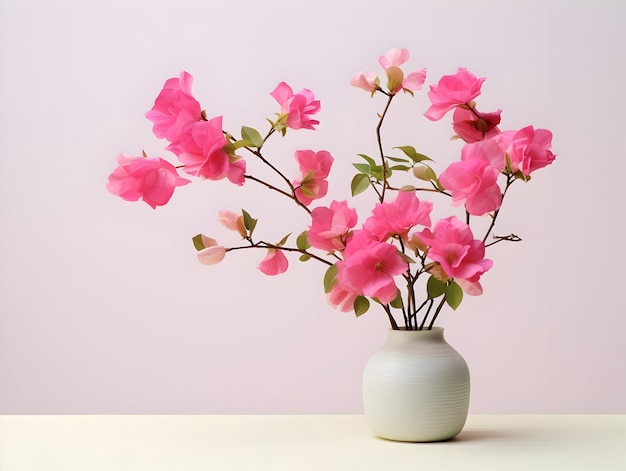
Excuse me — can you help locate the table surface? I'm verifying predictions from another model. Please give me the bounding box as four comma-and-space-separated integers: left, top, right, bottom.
1, 415, 625, 471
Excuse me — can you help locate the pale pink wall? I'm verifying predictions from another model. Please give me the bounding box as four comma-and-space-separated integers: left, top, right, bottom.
1, 0, 625, 414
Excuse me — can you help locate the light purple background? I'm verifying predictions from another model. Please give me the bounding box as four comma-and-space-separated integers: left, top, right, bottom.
1, 0, 625, 414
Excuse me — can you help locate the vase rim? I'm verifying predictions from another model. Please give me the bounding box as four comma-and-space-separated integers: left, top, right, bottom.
393, 327, 444, 332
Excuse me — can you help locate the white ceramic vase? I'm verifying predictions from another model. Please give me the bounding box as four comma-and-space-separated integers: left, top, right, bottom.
362, 327, 470, 442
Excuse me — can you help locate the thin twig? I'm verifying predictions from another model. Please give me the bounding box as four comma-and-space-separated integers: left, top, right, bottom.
226, 241, 333, 266
427, 296, 448, 330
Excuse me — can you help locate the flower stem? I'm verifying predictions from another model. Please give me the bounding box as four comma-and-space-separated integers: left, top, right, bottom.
227, 129, 312, 215
427, 296, 447, 330
417, 298, 434, 330
482, 173, 514, 243
226, 241, 333, 266
383, 304, 399, 330
244, 174, 294, 199
376, 93, 395, 203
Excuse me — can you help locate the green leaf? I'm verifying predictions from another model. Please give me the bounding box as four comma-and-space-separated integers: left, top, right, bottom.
394, 146, 433, 163
357, 154, 377, 167
394, 145, 418, 160
299, 254, 311, 262
427, 275, 447, 299
233, 139, 255, 149
352, 163, 371, 174
277, 233, 291, 247
385, 155, 411, 164
389, 164, 411, 172
369, 164, 385, 181
445, 281, 463, 310
241, 209, 257, 236
241, 126, 263, 148
323, 264, 338, 293
389, 290, 404, 309
351, 173, 370, 196
296, 231, 310, 250
353, 296, 370, 317
413, 152, 432, 163
192, 234, 205, 251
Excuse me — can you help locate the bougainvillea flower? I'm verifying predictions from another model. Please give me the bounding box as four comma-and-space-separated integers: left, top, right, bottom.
350, 72, 378, 92
379, 48, 426, 93
378, 48, 411, 69
417, 216, 492, 295
452, 107, 502, 143
106, 153, 190, 209
351, 48, 425, 94
496, 126, 557, 176
424, 67, 485, 121
270, 82, 321, 130
307, 200, 358, 252
363, 190, 433, 242
226, 157, 246, 186
175, 116, 246, 185
461, 137, 508, 171
327, 283, 358, 313
400, 69, 427, 92
336, 231, 407, 304
218, 210, 247, 238
196, 236, 227, 265
293, 149, 334, 206
145, 71, 202, 145
439, 148, 502, 216
258, 249, 289, 276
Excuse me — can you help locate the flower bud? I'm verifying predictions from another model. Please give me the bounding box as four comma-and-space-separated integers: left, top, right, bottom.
218, 210, 247, 238
385, 66, 404, 93
197, 245, 226, 265
413, 165, 430, 181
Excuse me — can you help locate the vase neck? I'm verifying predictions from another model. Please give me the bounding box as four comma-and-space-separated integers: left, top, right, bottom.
386, 327, 445, 345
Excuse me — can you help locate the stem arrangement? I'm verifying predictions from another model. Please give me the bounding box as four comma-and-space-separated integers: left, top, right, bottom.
110, 50, 556, 332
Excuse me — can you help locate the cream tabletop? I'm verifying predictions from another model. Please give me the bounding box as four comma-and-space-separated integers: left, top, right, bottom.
1, 415, 625, 470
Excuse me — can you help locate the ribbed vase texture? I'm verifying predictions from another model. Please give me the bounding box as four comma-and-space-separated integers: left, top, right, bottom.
362, 327, 470, 442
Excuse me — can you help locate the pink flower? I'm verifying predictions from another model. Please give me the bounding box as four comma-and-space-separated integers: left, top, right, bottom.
258, 249, 289, 276
226, 157, 246, 186
218, 210, 247, 238
351, 48, 426, 94
270, 82, 321, 130
350, 72, 378, 92
496, 126, 556, 176
401, 70, 427, 92
307, 200, 358, 253
196, 236, 227, 265
425, 67, 485, 121
379, 48, 426, 93
106, 153, 190, 209
293, 150, 334, 206
336, 231, 407, 304
452, 107, 501, 143
363, 190, 433, 242
176, 116, 246, 185
378, 48, 411, 69
417, 216, 493, 295
439, 143, 503, 216
145, 71, 202, 145
327, 283, 358, 313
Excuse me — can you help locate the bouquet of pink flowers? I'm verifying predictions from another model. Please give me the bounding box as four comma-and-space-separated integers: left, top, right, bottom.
107, 48, 556, 330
